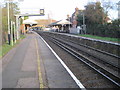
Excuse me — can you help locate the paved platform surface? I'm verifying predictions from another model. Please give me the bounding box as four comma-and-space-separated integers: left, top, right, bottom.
2, 32, 79, 88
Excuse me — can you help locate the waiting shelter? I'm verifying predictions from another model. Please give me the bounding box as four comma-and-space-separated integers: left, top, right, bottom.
22, 19, 38, 33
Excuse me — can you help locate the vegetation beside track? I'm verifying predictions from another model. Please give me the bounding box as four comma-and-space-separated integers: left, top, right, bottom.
0, 35, 26, 59
79, 34, 120, 43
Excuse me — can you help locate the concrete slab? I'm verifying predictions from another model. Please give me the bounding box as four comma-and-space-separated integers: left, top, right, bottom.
16, 78, 39, 88
2, 32, 79, 88
2, 34, 39, 88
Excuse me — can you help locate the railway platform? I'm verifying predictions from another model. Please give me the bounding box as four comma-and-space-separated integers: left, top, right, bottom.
2, 32, 80, 88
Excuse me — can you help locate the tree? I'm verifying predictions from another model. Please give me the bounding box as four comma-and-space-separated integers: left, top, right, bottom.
2, 4, 8, 44
83, 2, 107, 35
2, 2, 20, 44
101, 0, 116, 19
78, 2, 108, 35
84, 2, 106, 24
77, 1, 119, 38
9, 2, 20, 21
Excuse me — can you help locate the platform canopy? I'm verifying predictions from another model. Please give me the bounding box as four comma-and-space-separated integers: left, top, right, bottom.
56, 19, 72, 25
23, 19, 38, 24
32, 25, 44, 27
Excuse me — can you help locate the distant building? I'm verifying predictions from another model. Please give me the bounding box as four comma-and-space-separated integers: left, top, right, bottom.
71, 7, 84, 27
35, 19, 56, 26
66, 14, 71, 22
104, 16, 112, 23
117, 1, 120, 19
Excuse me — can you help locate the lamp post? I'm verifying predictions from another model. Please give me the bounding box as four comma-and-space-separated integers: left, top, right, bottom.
14, 0, 24, 40
15, 15, 20, 40
69, 17, 70, 31
7, 0, 18, 45
13, 21, 16, 43
10, 21, 13, 46
67, 15, 70, 30
82, 12, 86, 34
7, 0, 10, 45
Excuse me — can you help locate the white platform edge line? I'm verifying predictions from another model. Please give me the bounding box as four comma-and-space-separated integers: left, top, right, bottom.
40, 35, 86, 89
34, 32, 86, 89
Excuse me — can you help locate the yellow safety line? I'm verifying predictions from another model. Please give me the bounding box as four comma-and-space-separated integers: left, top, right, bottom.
35, 38, 44, 88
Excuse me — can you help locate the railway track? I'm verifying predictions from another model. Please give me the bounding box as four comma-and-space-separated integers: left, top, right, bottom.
48, 32, 119, 68
37, 31, 120, 88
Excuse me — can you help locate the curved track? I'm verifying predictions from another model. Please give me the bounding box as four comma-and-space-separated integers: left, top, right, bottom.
37, 31, 120, 88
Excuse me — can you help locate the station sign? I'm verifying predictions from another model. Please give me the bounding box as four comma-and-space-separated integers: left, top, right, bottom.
40, 9, 44, 15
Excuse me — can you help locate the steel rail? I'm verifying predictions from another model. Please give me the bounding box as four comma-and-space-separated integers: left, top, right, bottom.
46, 35, 120, 88
50, 32, 120, 59
63, 37, 120, 59
56, 37, 119, 69
45, 33, 119, 69
51, 32, 120, 57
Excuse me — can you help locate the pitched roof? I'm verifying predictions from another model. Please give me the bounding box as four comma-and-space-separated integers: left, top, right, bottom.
23, 19, 38, 24
35, 19, 56, 26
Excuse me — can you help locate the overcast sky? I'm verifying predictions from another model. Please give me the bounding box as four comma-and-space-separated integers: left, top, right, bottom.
18, 0, 88, 20
2, 0, 120, 20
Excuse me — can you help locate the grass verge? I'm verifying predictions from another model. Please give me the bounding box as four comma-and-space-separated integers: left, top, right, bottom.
0, 34, 26, 59
79, 34, 120, 43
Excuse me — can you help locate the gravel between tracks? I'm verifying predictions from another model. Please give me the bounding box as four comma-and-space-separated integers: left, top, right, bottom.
38, 32, 117, 88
